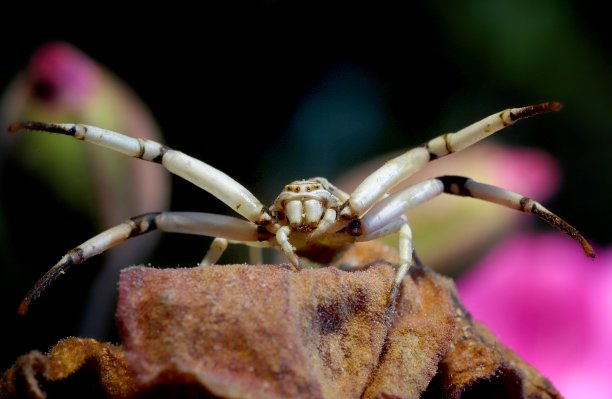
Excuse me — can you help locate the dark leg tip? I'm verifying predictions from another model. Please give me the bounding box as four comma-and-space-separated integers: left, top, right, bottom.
7, 121, 72, 136
7, 122, 24, 134
17, 299, 30, 316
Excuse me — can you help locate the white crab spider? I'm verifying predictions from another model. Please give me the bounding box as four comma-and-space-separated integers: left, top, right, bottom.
10, 102, 594, 315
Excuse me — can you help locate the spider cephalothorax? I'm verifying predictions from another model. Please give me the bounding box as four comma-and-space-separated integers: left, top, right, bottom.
10, 102, 594, 314
265, 177, 354, 264
270, 178, 346, 231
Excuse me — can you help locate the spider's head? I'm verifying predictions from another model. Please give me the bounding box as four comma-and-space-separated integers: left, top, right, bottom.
270, 178, 346, 231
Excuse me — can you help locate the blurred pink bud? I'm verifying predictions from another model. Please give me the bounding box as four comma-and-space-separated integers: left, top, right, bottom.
1, 41, 170, 338
2, 40, 169, 223
457, 233, 611, 399
27, 41, 99, 109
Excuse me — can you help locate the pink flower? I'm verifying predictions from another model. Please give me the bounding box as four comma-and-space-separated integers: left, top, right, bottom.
457, 233, 612, 398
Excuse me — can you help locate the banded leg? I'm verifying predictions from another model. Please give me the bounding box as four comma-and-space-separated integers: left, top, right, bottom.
9, 122, 271, 224
342, 102, 562, 218
439, 175, 595, 258
18, 212, 265, 314
352, 175, 593, 258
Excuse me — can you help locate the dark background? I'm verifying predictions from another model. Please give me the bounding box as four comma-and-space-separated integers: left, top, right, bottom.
1, 2, 611, 371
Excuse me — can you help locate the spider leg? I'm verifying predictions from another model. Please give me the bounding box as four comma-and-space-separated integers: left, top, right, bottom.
343, 102, 561, 218
276, 226, 301, 269
390, 222, 414, 303
200, 240, 265, 265
353, 216, 415, 306
439, 175, 595, 258
248, 246, 263, 264
349, 173, 593, 303
9, 122, 271, 224
18, 212, 266, 314
351, 175, 593, 258
355, 180, 445, 236
200, 238, 229, 265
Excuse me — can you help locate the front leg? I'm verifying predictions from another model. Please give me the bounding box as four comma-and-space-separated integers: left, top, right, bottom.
19, 212, 266, 314
342, 103, 562, 219
345, 173, 594, 302
353, 175, 593, 257
438, 175, 594, 257
10, 122, 272, 224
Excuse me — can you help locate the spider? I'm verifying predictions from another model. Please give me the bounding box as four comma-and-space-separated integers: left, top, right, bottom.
10, 102, 594, 315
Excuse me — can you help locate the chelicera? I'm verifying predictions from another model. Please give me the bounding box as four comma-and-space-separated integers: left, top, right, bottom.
10, 102, 594, 314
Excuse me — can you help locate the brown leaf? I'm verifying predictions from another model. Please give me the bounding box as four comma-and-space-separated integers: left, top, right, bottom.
362, 266, 456, 398
115, 243, 457, 398
0, 337, 136, 399
421, 287, 563, 399
2, 242, 565, 398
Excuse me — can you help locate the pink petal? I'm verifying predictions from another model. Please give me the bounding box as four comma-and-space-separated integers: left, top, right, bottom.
457, 233, 612, 398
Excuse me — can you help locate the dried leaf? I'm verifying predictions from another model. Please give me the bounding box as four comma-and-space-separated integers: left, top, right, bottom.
2, 242, 565, 398
0, 337, 136, 399
117, 260, 457, 398
422, 288, 562, 399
